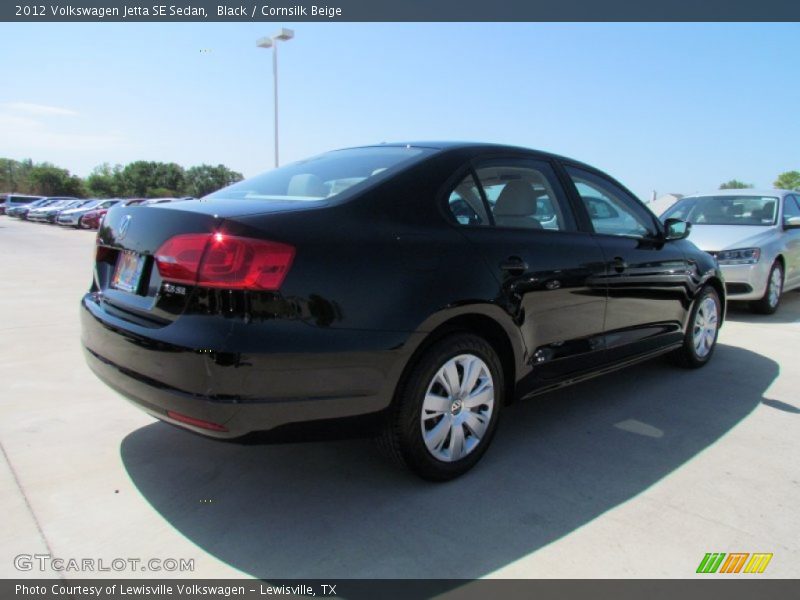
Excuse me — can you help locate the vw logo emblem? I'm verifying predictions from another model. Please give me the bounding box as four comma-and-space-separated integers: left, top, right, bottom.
118, 215, 132, 240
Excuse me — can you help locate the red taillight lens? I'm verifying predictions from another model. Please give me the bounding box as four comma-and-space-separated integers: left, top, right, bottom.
155, 233, 295, 290
166, 410, 228, 432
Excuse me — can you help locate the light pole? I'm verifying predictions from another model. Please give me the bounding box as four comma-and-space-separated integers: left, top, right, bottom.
257, 28, 294, 168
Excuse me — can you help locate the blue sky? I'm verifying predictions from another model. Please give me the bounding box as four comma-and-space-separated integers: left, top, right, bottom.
0, 22, 797, 200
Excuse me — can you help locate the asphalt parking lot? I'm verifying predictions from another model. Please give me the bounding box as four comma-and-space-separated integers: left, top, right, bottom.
1, 216, 798, 580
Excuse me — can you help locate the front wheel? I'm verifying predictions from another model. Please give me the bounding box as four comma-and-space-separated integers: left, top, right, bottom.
749, 261, 783, 315
378, 333, 504, 481
671, 286, 721, 369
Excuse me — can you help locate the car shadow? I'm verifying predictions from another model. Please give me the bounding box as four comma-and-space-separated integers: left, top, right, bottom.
121, 344, 776, 581
725, 289, 800, 325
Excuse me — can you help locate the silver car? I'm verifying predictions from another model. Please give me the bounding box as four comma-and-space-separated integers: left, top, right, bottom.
661, 189, 800, 314
56, 198, 121, 227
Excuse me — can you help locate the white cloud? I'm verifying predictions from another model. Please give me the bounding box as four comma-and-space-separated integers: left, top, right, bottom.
1, 102, 78, 117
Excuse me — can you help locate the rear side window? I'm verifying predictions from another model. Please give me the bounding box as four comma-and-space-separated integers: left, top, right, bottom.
566, 166, 656, 238
207, 146, 434, 202
9, 195, 40, 205
447, 160, 575, 232
476, 161, 573, 231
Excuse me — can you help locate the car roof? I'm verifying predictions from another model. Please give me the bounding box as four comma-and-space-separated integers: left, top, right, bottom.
683, 189, 794, 199
346, 141, 592, 166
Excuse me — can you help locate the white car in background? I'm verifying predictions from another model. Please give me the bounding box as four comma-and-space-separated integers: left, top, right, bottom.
661, 189, 800, 314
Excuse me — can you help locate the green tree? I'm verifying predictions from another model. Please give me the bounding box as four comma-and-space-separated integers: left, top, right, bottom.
0, 158, 21, 191
150, 162, 186, 197
0, 158, 34, 193
86, 163, 124, 198
146, 187, 176, 198
119, 161, 158, 197
120, 161, 186, 197
27, 163, 85, 196
184, 164, 244, 197
774, 171, 800, 191
719, 179, 752, 190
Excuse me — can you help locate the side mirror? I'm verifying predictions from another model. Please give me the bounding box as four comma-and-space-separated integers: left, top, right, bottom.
664, 218, 691, 241
783, 215, 800, 230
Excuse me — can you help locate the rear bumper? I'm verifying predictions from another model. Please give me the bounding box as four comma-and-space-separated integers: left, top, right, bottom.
81, 293, 413, 439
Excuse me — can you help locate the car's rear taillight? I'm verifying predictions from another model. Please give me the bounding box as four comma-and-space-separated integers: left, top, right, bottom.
154, 233, 295, 290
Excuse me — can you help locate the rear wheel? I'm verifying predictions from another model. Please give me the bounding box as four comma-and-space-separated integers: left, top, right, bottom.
378, 333, 504, 481
749, 261, 783, 315
671, 286, 721, 369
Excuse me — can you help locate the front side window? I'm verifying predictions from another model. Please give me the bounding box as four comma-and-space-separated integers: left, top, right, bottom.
474, 161, 573, 231
207, 146, 433, 202
784, 196, 800, 221
566, 166, 655, 238
662, 195, 779, 226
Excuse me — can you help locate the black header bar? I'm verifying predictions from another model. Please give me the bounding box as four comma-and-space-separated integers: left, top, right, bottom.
4, 0, 800, 22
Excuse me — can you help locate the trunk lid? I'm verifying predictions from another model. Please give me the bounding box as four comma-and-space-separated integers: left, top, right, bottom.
94, 199, 321, 326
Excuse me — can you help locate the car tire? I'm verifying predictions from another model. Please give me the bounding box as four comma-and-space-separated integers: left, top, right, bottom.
749, 261, 783, 315
670, 285, 721, 369
378, 333, 504, 481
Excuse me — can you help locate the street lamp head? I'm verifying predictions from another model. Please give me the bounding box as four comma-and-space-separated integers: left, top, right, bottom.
256, 37, 273, 49
273, 28, 294, 41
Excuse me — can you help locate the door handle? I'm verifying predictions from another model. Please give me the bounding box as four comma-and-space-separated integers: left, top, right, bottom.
612, 256, 628, 273
500, 256, 528, 273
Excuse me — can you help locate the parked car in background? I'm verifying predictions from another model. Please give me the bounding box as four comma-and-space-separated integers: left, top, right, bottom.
27, 199, 87, 223
79, 208, 109, 230
80, 199, 149, 230
57, 199, 121, 228
139, 197, 194, 206
661, 189, 800, 314
6, 197, 72, 219
0, 193, 44, 215
82, 142, 724, 480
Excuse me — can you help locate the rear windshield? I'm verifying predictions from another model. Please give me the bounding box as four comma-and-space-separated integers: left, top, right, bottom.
662, 195, 779, 226
206, 146, 433, 202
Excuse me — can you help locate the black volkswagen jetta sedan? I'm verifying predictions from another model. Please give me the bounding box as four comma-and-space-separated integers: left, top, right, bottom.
82, 142, 724, 480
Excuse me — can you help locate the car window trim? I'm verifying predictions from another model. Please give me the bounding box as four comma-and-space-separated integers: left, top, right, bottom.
468, 166, 496, 227
438, 162, 495, 228
552, 160, 595, 233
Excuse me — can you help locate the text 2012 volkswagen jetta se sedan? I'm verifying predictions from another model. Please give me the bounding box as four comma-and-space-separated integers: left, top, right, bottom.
82, 142, 725, 480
